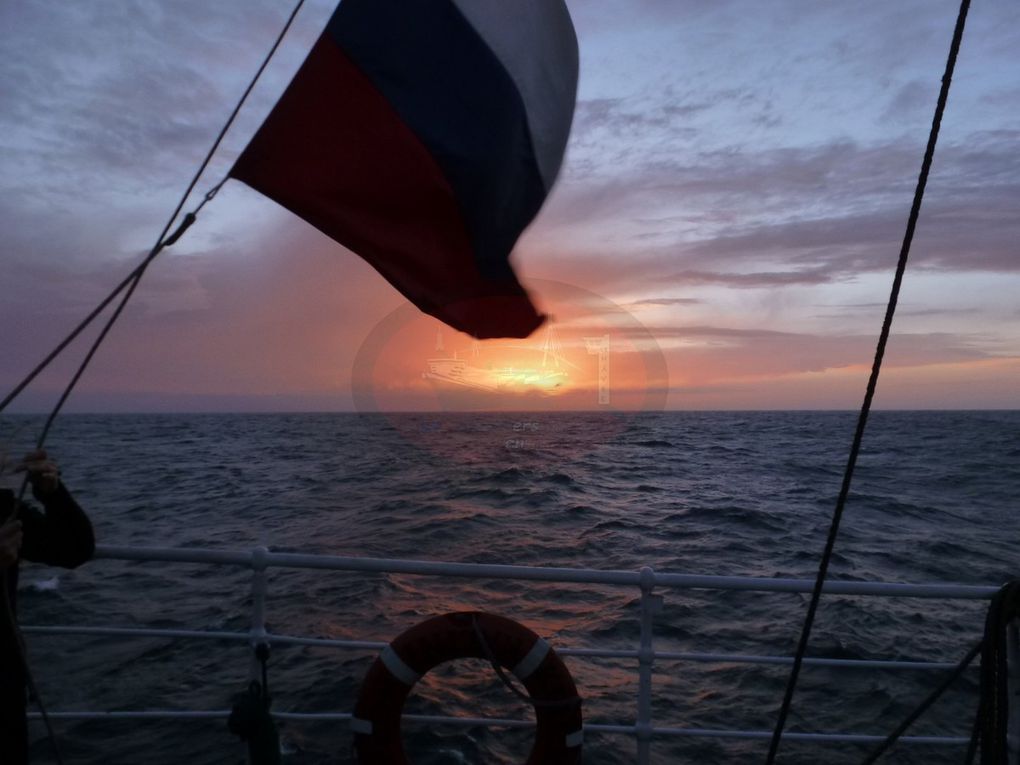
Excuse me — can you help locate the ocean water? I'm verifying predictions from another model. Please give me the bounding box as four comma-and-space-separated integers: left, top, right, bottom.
6, 410, 1020, 764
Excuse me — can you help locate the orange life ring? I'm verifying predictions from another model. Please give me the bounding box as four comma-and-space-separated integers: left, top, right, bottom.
352, 611, 582, 764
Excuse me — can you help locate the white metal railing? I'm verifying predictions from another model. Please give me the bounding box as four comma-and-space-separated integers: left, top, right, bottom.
24, 544, 997, 763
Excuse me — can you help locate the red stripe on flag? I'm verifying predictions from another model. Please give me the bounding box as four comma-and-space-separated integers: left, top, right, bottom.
231, 36, 544, 339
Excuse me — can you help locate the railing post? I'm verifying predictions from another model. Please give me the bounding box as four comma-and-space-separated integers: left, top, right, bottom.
249, 546, 270, 682
637, 566, 662, 765
1008, 619, 1020, 765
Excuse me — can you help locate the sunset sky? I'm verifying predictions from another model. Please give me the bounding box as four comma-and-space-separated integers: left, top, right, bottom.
1, 0, 1017, 412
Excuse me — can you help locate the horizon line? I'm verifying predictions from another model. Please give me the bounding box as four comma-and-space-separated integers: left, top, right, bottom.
3, 407, 1018, 416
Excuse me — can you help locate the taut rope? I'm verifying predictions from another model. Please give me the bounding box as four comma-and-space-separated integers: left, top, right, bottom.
0, 3, 308, 762
764, 0, 972, 761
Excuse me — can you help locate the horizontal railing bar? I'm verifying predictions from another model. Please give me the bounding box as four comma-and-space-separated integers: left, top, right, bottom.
94, 545, 998, 600
649, 726, 969, 745
259, 634, 385, 650
21, 625, 251, 642
26, 710, 969, 745
96, 546, 253, 567
18, 625, 384, 651
20, 624, 966, 672
30, 711, 227, 720
560, 648, 966, 672
557, 647, 964, 670
648, 651, 963, 672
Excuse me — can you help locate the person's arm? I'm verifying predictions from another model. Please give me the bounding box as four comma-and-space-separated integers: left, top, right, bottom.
0, 517, 22, 569
16, 451, 95, 569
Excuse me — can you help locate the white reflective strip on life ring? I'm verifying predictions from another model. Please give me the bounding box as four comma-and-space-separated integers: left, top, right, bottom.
565, 728, 584, 748
381, 645, 421, 686
350, 716, 373, 735
512, 637, 550, 682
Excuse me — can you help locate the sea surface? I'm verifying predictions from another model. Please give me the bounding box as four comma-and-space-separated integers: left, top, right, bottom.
4, 410, 1019, 764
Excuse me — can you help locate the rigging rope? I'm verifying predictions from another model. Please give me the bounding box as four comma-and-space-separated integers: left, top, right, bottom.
0, 2, 308, 762
763, 0, 972, 761
0, 0, 306, 419
967, 581, 1020, 764
470, 614, 581, 710
858, 640, 982, 764
861, 583, 1020, 763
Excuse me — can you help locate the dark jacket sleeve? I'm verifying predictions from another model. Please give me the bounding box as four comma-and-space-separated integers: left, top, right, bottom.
19, 483, 95, 568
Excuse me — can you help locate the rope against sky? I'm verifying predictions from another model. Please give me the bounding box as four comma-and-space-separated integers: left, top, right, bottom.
0, 4, 308, 762
764, 0, 973, 760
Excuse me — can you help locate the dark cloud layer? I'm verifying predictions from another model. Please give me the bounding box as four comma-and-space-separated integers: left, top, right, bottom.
536, 132, 1020, 297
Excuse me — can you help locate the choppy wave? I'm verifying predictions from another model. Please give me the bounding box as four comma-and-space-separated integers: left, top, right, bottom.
10, 410, 1020, 764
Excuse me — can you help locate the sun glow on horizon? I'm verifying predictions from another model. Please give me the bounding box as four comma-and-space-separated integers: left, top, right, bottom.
348, 280, 670, 414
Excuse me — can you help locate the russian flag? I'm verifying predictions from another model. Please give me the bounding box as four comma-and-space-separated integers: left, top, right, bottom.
231, 0, 579, 339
